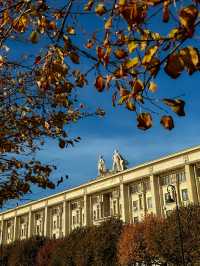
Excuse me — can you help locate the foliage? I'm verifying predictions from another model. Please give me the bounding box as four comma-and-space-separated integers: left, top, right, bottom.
149, 204, 200, 265
50, 218, 123, 266
35, 238, 64, 266
1, 0, 200, 204
6, 236, 46, 266
117, 215, 161, 266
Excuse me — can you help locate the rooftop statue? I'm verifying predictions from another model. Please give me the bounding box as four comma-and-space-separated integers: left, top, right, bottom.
98, 155, 107, 176
112, 149, 128, 172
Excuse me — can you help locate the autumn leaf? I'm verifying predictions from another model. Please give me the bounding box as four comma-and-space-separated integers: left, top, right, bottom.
67, 26, 75, 35
179, 5, 198, 33
179, 46, 200, 74
137, 113, 152, 130
84, 0, 94, 11
148, 82, 157, 92
142, 46, 158, 65
95, 75, 105, 92
125, 57, 139, 69
114, 49, 127, 59
126, 101, 135, 111
163, 98, 185, 116
164, 54, 184, 79
30, 31, 39, 43
95, 3, 107, 16
69, 52, 80, 64
105, 17, 112, 30
128, 41, 137, 53
59, 138, 65, 148
85, 39, 94, 49
160, 115, 174, 130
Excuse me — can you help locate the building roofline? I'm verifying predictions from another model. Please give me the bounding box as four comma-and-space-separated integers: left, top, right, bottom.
1, 144, 200, 216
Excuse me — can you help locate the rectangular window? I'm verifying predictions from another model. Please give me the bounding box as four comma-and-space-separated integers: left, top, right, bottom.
196, 166, 200, 177
177, 171, 186, 182
76, 210, 80, 224
144, 180, 151, 191
53, 220, 56, 229
182, 189, 189, 201
139, 195, 143, 210
162, 175, 170, 186
147, 197, 153, 209
93, 210, 96, 220
132, 201, 138, 211
133, 217, 139, 224
72, 215, 76, 225
113, 200, 117, 215
97, 205, 100, 219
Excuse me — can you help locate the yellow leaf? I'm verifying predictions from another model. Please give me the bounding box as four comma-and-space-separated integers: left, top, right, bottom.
84, 0, 94, 11
105, 17, 112, 30
126, 101, 135, 111
148, 82, 157, 92
95, 3, 107, 16
128, 41, 137, 53
142, 46, 158, 65
118, 0, 126, 5
30, 31, 39, 43
67, 26, 75, 35
179, 5, 198, 31
125, 57, 139, 69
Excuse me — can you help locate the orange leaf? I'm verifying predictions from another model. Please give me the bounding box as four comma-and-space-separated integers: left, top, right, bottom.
137, 113, 152, 130
95, 75, 105, 92
160, 115, 174, 130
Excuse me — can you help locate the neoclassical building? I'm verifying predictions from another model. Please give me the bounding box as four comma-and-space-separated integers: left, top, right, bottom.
1, 145, 200, 245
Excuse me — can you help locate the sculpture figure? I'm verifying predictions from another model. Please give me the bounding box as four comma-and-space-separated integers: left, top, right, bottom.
112, 149, 128, 172
98, 155, 106, 176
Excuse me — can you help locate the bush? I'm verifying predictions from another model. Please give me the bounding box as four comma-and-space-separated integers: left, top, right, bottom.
36, 238, 64, 266
7, 236, 46, 266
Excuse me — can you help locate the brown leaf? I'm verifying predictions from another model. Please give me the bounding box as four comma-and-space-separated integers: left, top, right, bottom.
137, 113, 152, 130
84, 0, 94, 11
163, 98, 185, 116
164, 54, 184, 79
179, 5, 198, 33
59, 138, 65, 148
69, 52, 80, 64
114, 49, 128, 59
30, 31, 39, 43
160, 115, 174, 130
95, 75, 105, 92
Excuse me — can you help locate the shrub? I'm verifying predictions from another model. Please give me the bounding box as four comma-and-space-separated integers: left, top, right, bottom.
7, 236, 46, 266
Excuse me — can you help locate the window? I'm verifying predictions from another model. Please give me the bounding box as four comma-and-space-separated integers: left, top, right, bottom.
144, 180, 151, 191
139, 195, 143, 210
147, 197, 153, 209
82, 213, 84, 224
132, 201, 138, 211
196, 165, 200, 177
177, 171, 186, 182
93, 210, 96, 220
53, 220, 56, 229
165, 192, 173, 204
97, 205, 100, 219
113, 200, 117, 215
182, 189, 189, 201
130, 184, 139, 194
133, 217, 139, 224
36, 225, 40, 235
162, 175, 170, 186
76, 210, 80, 224
72, 215, 76, 225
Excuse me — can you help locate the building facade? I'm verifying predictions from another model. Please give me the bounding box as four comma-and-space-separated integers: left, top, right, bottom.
1, 145, 200, 245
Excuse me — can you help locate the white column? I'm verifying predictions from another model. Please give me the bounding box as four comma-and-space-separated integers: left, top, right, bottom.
63, 200, 67, 236
68, 201, 71, 233
28, 207, 32, 238
150, 175, 161, 215
44, 202, 48, 237
84, 194, 91, 226
120, 179, 129, 223
0, 218, 4, 245
13, 215, 17, 241
185, 164, 198, 203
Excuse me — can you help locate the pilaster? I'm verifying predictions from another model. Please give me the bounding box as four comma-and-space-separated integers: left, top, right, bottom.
28, 207, 32, 238
150, 175, 161, 215
13, 214, 17, 241
185, 164, 198, 203
44, 202, 49, 237
120, 177, 129, 223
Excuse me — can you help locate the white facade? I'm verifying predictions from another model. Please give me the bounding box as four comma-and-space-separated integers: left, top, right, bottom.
1, 145, 200, 244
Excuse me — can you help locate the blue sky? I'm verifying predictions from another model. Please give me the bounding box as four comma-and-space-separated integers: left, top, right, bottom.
2, 1, 200, 211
